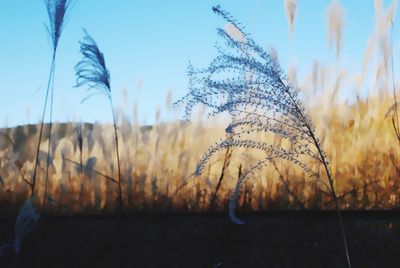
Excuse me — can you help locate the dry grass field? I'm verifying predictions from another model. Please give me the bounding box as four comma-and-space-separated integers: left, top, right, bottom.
0, 94, 399, 215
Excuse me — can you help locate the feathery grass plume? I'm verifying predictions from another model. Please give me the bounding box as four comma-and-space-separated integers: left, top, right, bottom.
284, 0, 297, 36
45, 0, 72, 51
326, 0, 346, 59
0, 198, 40, 257
14, 199, 40, 254
75, 30, 111, 99
75, 29, 123, 210
32, 0, 72, 202
177, 5, 351, 267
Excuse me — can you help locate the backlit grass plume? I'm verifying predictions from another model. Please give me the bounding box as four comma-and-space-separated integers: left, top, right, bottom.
45, 0, 72, 51
32, 0, 73, 204
177, 5, 351, 267
75, 29, 123, 210
0, 198, 40, 257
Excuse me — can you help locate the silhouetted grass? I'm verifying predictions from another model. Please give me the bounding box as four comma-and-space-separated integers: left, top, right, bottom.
75, 29, 123, 210
32, 0, 73, 204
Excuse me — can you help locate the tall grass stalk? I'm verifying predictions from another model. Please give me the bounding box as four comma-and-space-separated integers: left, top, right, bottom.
75, 123, 84, 203
209, 146, 232, 209
271, 160, 305, 209
31, 0, 72, 202
31, 56, 54, 199
75, 29, 123, 210
178, 5, 351, 267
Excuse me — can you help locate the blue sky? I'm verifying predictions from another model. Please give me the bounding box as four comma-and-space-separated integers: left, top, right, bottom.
0, 0, 397, 127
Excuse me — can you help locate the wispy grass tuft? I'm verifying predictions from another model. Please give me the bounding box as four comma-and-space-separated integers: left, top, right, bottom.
75, 29, 111, 100
177, 5, 351, 267
45, 0, 73, 52
0, 198, 40, 257
75, 29, 123, 210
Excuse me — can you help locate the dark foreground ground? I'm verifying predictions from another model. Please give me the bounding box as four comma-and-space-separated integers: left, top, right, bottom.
0, 211, 399, 268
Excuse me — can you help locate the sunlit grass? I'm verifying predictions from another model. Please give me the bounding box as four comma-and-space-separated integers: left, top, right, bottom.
0, 92, 398, 215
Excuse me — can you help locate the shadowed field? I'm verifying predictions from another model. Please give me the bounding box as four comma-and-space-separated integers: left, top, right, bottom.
1, 211, 399, 268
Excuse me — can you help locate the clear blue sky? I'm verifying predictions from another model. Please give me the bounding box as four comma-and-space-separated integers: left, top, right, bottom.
0, 0, 397, 127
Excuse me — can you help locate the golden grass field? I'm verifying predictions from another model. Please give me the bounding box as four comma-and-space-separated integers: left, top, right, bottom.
0, 92, 399, 214
0, 0, 399, 215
